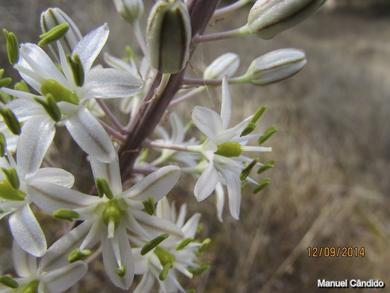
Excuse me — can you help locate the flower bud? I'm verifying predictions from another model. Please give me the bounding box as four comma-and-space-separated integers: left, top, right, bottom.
113, 0, 144, 24
203, 53, 240, 80
247, 0, 325, 39
241, 49, 306, 85
147, 0, 191, 73
40, 8, 82, 53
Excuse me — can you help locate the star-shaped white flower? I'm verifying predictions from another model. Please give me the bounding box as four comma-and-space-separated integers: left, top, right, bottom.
0, 118, 74, 257
0, 241, 87, 293
192, 77, 272, 220
27, 154, 182, 290
2, 24, 142, 162
132, 198, 202, 293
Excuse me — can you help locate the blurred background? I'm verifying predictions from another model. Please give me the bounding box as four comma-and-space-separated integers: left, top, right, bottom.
0, 0, 389, 292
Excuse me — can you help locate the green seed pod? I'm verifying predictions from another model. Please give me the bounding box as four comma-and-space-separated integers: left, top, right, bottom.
113, 0, 144, 24
147, 0, 191, 73
247, 0, 325, 39
242, 49, 306, 85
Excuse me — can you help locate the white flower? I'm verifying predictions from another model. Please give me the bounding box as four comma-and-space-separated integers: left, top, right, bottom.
0, 241, 87, 293
133, 198, 202, 293
1, 24, 142, 162
27, 154, 182, 290
152, 112, 199, 168
0, 118, 74, 257
192, 77, 272, 220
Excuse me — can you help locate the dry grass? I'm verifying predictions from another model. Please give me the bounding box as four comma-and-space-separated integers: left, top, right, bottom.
0, 0, 389, 292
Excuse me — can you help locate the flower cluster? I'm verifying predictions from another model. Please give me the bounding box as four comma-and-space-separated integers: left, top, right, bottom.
0, 0, 324, 291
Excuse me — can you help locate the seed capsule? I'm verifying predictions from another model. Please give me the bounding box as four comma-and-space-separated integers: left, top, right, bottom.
242, 48, 306, 85
147, 0, 191, 73
247, 0, 325, 39
113, 0, 144, 24
203, 53, 240, 80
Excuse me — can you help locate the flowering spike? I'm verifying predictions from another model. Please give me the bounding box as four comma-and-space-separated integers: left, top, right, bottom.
253, 178, 271, 193
38, 22, 69, 47
203, 53, 240, 80
142, 197, 156, 215
67, 54, 85, 87
1, 168, 20, 189
40, 79, 79, 105
141, 233, 169, 255
147, 0, 191, 73
215, 141, 242, 157
53, 208, 80, 221
240, 160, 257, 181
246, 0, 326, 39
68, 249, 92, 263
0, 108, 21, 135
258, 126, 277, 144
176, 237, 194, 251
34, 94, 62, 122
257, 160, 274, 174
96, 178, 114, 199
0, 275, 19, 289
2, 29, 19, 64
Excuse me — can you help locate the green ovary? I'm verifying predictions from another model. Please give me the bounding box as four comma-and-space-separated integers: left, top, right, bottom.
215, 141, 242, 157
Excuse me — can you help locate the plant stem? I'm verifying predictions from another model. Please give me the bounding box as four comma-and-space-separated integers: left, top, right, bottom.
193, 27, 245, 43
182, 77, 244, 86
96, 100, 127, 133
213, 0, 250, 20
100, 120, 126, 142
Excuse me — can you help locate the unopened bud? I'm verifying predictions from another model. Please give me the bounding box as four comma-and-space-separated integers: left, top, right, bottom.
0, 108, 21, 135
147, 0, 191, 73
241, 49, 306, 85
203, 53, 240, 80
113, 0, 144, 24
247, 0, 325, 39
2, 29, 19, 64
40, 8, 82, 53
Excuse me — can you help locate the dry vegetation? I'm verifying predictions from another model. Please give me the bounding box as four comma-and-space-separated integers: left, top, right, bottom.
0, 0, 389, 292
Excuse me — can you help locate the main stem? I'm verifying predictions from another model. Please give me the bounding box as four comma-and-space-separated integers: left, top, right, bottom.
119, 0, 221, 180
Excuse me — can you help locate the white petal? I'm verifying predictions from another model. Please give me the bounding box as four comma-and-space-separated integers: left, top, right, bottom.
192, 106, 222, 139
84, 67, 142, 99
123, 166, 180, 202
9, 204, 47, 257
1, 88, 39, 101
17, 43, 68, 87
73, 24, 109, 73
176, 204, 187, 228
133, 272, 155, 293
182, 213, 201, 238
17, 117, 55, 177
132, 210, 183, 238
12, 240, 37, 277
65, 106, 116, 162
102, 225, 134, 290
221, 76, 232, 128
194, 163, 219, 201
57, 42, 74, 83
40, 220, 93, 271
42, 261, 87, 292
221, 169, 241, 220
215, 183, 225, 222
216, 116, 253, 143
27, 168, 74, 187
89, 157, 122, 194
27, 182, 97, 213
104, 53, 141, 80
169, 112, 184, 143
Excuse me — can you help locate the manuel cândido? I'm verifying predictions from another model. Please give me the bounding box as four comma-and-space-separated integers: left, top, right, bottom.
317, 279, 385, 289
